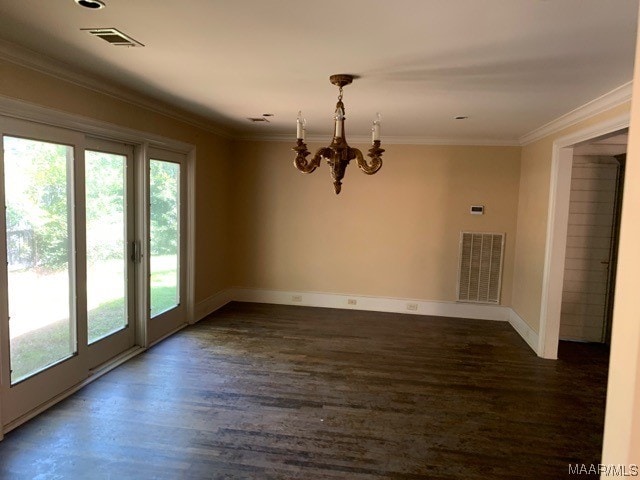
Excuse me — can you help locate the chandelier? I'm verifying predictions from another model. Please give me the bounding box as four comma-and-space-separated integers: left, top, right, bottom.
293, 74, 384, 194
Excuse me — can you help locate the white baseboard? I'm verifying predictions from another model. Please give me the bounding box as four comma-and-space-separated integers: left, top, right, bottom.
195, 287, 511, 322
230, 287, 510, 321
509, 309, 539, 355
194, 289, 234, 321
194, 287, 539, 356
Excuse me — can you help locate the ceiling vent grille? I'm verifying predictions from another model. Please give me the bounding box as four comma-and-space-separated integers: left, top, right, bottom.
82, 28, 144, 47
457, 232, 504, 304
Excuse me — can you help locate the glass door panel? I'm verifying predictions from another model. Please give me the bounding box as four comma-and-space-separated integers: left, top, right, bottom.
85, 150, 128, 344
3, 136, 75, 384
147, 148, 186, 344
83, 138, 135, 371
149, 159, 180, 318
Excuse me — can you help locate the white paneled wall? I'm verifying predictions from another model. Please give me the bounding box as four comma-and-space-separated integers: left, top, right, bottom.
560, 155, 619, 342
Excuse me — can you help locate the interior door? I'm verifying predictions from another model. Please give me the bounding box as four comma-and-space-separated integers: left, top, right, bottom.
146, 148, 187, 343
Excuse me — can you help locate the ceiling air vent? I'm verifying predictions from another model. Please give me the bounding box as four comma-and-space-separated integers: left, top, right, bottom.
82, 28, 144, 47
247, 117, 270, 123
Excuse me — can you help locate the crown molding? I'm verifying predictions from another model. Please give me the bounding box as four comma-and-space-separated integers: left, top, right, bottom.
239, 133, 521, 147
0, 38, 233, 138
519, 82, 632, 146
0, 39, 631, 147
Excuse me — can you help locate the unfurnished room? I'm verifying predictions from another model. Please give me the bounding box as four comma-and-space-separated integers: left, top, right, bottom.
0, 1, 639, 479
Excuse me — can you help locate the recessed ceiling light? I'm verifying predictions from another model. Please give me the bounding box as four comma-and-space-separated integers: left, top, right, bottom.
74, 0, 106, 9
455, 116, 469, 120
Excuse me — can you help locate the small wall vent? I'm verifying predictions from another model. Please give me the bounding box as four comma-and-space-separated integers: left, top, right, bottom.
457, 232, 504, 304
82, 28, 144, 47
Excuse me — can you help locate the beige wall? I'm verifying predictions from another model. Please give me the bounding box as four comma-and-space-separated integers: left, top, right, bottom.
0, 59, 234, 303
601, 8, 640, 467
231, 141, 521, 304
511, 102, 631, 333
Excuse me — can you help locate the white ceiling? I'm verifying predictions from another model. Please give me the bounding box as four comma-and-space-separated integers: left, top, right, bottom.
0, 0, 637, 143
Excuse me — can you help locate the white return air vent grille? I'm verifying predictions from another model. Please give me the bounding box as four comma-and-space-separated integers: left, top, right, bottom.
457, 232, 504, 304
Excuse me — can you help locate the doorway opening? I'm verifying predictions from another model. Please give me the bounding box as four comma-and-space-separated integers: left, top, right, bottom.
559, 131, 627, 346
537, 113, 629, 360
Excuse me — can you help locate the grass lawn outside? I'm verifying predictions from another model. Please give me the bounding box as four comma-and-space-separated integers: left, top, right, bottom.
9, 256, 178, 383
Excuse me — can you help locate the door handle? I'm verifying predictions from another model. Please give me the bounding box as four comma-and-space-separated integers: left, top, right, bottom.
131, 240, 142, 264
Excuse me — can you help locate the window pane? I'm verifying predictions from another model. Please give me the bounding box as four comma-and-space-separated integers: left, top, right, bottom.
86, 150, 127, 344
149, 159, 179, 318
4, 136, 75, 384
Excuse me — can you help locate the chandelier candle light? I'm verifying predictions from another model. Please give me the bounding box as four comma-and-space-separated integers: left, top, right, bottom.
293, 74, 384, 194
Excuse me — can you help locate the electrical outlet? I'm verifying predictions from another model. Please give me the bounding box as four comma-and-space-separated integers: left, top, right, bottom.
347, 298, 357, 305
407, 303, 418, 311
292, 295, 302, 302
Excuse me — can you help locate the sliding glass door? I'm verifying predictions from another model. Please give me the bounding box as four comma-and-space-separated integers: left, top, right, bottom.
0, 121, 137, 427
0, 117, 190, 429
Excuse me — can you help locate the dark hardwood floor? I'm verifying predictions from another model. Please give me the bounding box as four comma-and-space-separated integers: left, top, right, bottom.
0, 302, 609, 479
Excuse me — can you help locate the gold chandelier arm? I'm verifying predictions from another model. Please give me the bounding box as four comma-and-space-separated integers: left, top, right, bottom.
354, 141, 384, 175
293, 141, 323, 173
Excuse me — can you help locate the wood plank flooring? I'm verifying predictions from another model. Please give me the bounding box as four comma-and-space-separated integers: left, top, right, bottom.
0, 302, 609, 479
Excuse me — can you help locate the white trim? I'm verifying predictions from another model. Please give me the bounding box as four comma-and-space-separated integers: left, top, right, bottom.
509, 309, 539, 355
0, 39, 232, 139
186, 148, 197, 325
239, 133, 520, 146
538, 112, 630, 359
519, 83, 633, 145
223, 288, 511, 321
538, 146, 574, 360
134, 143, 150, 348
547, 113, 631, 148
194, 289, 234, 321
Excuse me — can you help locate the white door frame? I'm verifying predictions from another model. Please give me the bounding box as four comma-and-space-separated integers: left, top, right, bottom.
538, 113, 630, 359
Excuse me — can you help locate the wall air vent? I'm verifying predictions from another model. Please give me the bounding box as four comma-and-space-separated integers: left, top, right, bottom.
457, 232, 504, 304
82, 28, 144, 47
